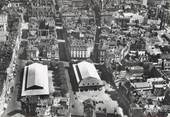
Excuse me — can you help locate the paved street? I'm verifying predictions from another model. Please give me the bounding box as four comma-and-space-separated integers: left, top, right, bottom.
0, 16, 22, 116
63, 62, 75, 117
0, 0, 170, 117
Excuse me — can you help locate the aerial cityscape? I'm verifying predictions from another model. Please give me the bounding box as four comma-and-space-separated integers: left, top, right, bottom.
0, 0, 170, 117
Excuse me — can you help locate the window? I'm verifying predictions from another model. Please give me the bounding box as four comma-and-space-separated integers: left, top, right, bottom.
72, 105, 74, 108
0, 25, 3, 31
103, 108, 106, 112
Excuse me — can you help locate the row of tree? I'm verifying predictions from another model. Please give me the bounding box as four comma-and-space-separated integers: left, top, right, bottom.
52, 62, 68, 97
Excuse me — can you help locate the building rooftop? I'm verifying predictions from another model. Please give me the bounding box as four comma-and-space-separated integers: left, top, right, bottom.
72, 61, 104, 87
77, 61, 101, 80
21, 63, 49, 96
132, 82, 152, 90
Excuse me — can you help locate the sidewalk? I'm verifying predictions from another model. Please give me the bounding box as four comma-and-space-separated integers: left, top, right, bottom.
63, 62, 73, 117
0, 18, 22, 116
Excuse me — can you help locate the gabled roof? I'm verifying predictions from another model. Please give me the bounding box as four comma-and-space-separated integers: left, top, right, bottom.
77, 61, 100, 80
27, 63, 46, 89
22, 63, 49, 96
73, 61, 101, 84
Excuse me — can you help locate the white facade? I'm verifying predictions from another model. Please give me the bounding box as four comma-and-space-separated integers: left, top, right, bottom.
71, 46, 88, 59
0, 14, 8, 42
142, 0, 148, 6
0, 14, 7, 32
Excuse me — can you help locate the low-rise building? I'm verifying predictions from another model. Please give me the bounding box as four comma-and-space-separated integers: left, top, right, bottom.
27, 45, 39, 60
7, 0, 26, 8
73, 61, 104, 91
72, 0, 84, 8
99, 49, 106, 63
132, 82, 152, 91
128, 66, 144, 76
47, 45, 59, 60
70, 39, 88, 60
163, 60, 170, 71
21, 63, 49, 96
0, 13, 8, 42
28, 0, 54, 19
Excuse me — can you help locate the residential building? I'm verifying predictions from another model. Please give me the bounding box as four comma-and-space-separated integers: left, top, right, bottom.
120, 0, 142, 5
26, 11, 59, 60
47, 45, 59, 60
61, 0, 72, 6
132, 82, 152, 91
163, 60, 170, 71
0, 13, 8, 42
130, 104, 144, 117
72, 0, 84, 8
83, 99, 96, 117
160, 54, 170, 71
98, 40, 107, 63
70, 39, 88, 60
51, 97, 69, 117
6, 101, 23, 117
7, 0, 26, 8
138, 51, 148, 62
27, 46, 39, 60
99, 49, 106, 63
28, 0, 55, 19
128, 66, 144, 78
142, 0, 148, 6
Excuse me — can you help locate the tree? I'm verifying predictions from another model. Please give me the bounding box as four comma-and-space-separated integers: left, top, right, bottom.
0, 0, 7, 10
163, 88, 170, 105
